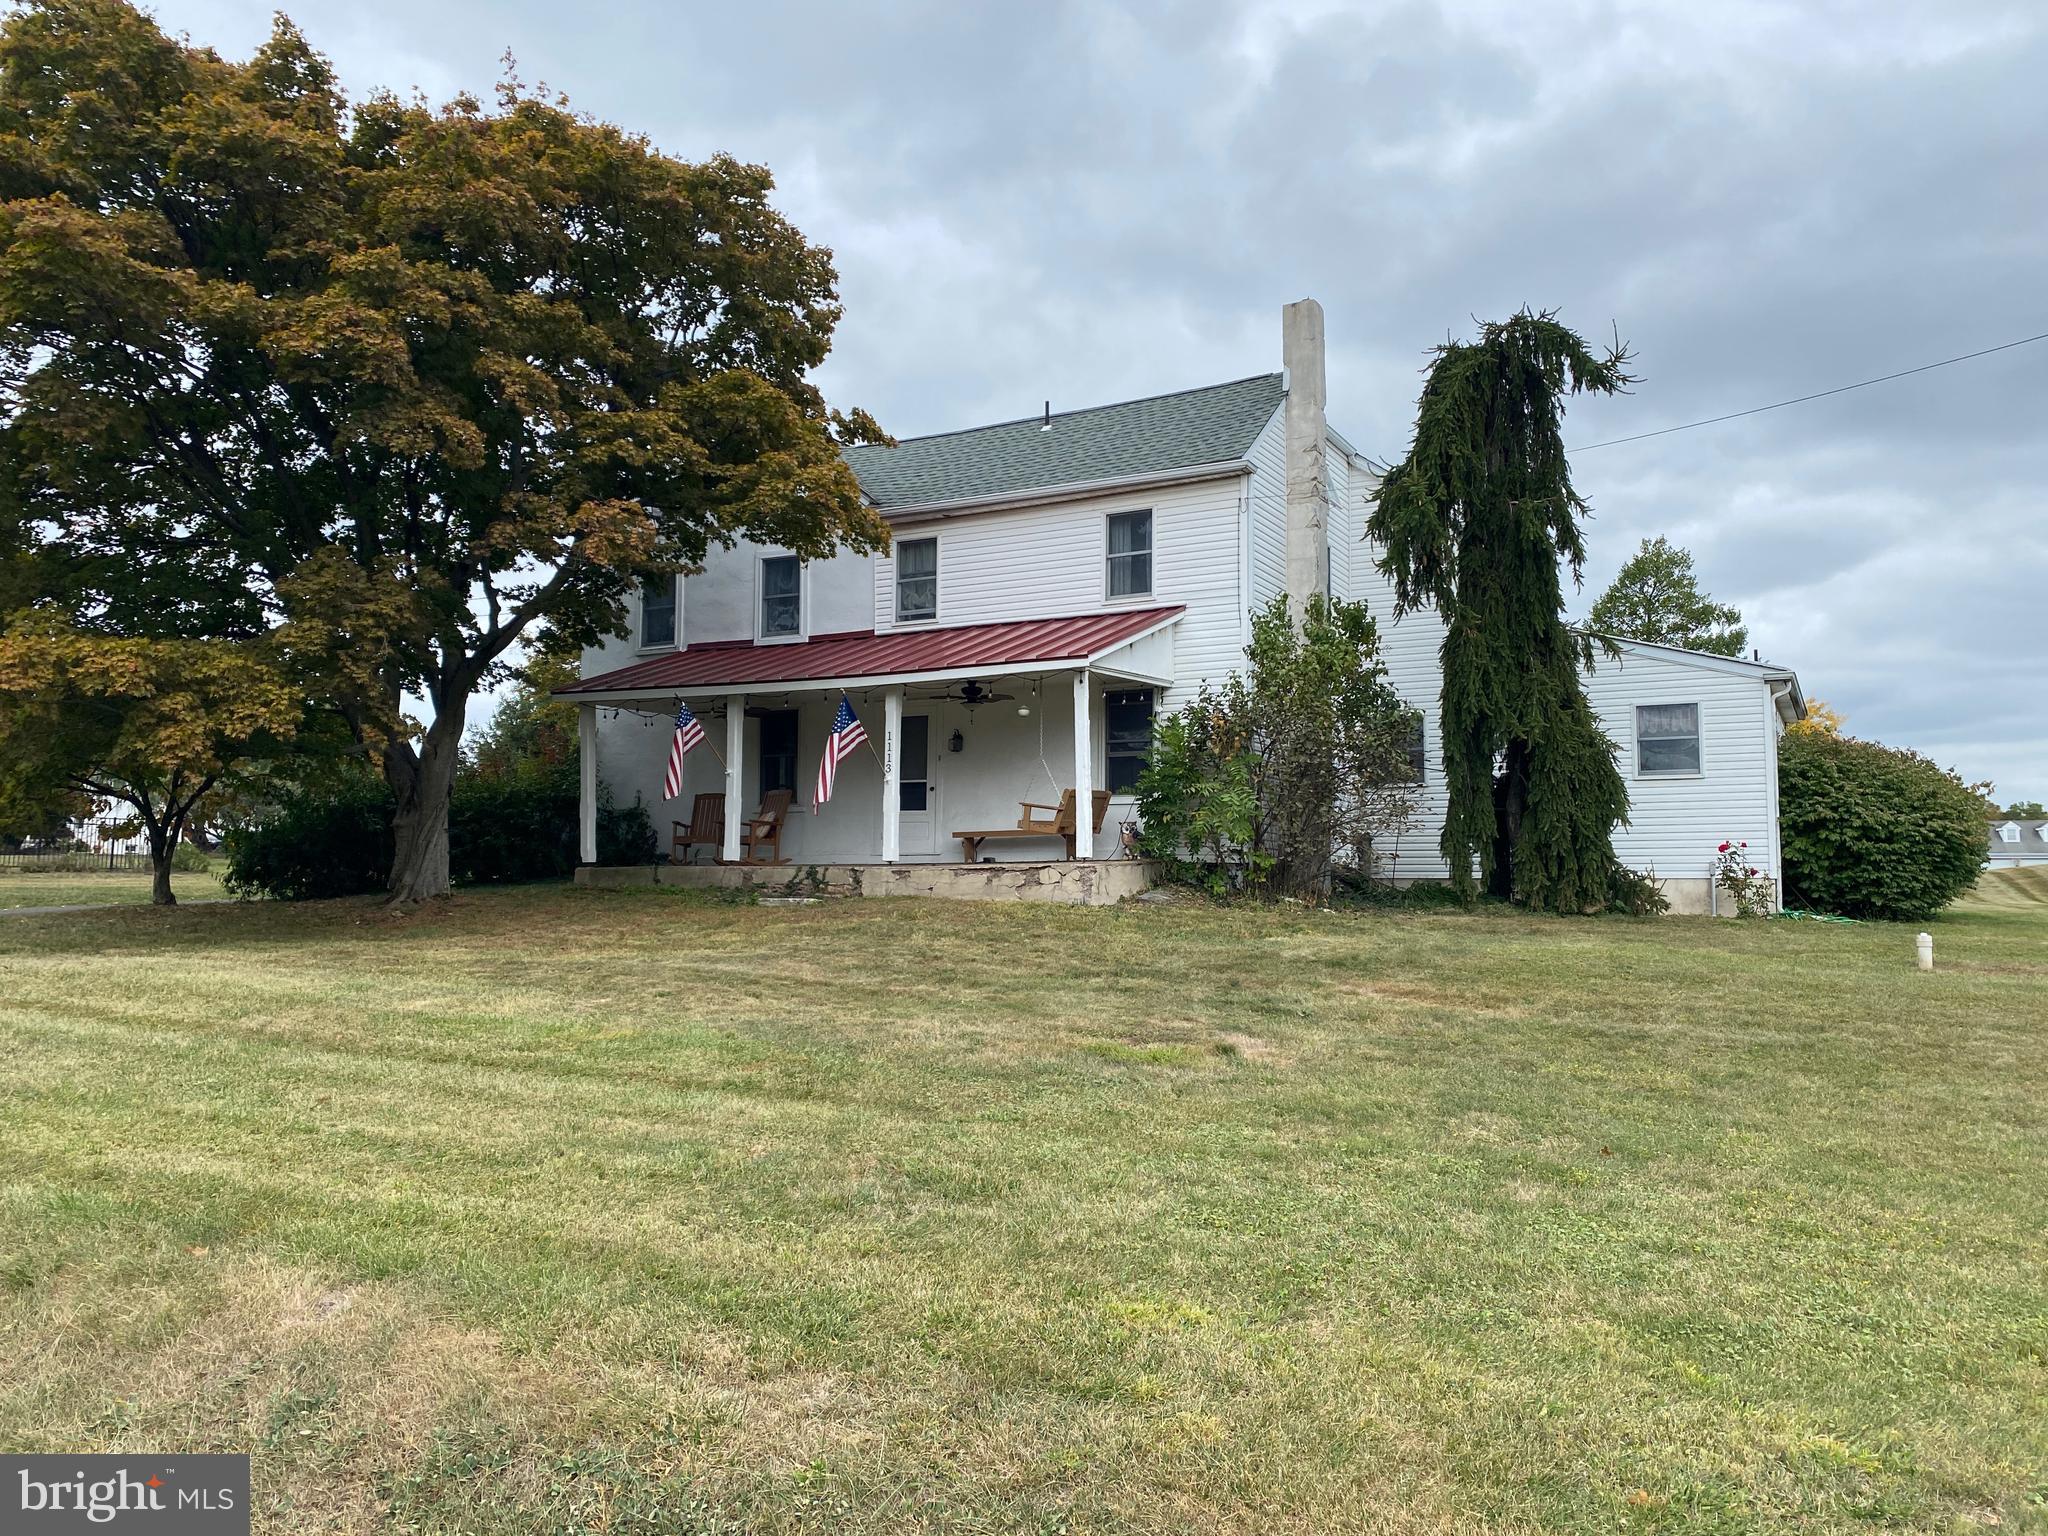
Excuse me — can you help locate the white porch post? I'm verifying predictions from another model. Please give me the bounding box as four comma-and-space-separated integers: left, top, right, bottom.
721, 693, 745, 863
577, 704, 598, 864
1071, 669, 1095, 860
881, 685, 903, 863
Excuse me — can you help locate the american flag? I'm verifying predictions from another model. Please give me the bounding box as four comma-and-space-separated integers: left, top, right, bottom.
814, 694, 867, 807
661, 700, 705, 800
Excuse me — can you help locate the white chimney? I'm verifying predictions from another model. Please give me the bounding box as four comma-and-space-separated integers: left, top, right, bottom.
1282, 297, 1329, 620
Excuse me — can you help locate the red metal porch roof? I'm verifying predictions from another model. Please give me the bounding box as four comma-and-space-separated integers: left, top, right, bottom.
554, 606, 1184, 697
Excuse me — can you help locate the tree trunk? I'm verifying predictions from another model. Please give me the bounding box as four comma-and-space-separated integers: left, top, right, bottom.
145, 822, 177, 906
384, 701, 467, 903
1490, 738, 1532, 902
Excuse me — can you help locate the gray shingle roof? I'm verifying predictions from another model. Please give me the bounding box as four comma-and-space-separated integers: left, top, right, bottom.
843, 373, 1285, 511
1988, 818, 2048, 852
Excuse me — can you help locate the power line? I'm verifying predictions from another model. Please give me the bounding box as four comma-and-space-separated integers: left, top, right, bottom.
1571, 328, 2048, 452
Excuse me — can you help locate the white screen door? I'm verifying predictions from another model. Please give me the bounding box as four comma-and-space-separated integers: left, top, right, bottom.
898, 714, 937, 857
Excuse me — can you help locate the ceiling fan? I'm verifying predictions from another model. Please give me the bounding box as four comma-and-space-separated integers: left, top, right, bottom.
915, 679, 1016, 710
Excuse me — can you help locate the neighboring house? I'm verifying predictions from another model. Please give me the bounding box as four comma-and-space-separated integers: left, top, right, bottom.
559, 300, 1804, 912
1987, 819, 2048, 867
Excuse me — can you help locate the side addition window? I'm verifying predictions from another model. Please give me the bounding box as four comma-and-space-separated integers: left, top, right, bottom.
1636, 703, 1702, 776
896, 537, 937, 622
1404, 716, 1427, 784
1104, 689, 1155, 792
1106, 509, 1153, 599
640, 576, 677, 650
760, 555, 801, 638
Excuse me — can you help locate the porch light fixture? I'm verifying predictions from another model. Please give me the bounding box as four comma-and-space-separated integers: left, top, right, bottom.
949, 729, 964, 754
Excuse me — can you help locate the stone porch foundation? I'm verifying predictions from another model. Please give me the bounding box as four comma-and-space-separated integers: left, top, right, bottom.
576, 858, 1161, 907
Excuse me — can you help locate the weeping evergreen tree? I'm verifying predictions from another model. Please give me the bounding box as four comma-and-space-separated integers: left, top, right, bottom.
1369, 311, 1655, 913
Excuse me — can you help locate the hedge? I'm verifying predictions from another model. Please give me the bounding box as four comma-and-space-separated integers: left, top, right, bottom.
224, 767, 657, 901
1777, 730, 1983, 921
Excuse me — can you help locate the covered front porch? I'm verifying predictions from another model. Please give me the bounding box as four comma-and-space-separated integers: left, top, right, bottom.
555, 608, 1182, 878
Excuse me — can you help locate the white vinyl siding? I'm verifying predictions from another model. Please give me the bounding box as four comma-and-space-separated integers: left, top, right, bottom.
871, 472, 1248, 709
1245, 405, 1287, 613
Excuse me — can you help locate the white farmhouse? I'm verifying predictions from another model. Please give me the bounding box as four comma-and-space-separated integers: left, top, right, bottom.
561, 301, 1804, 911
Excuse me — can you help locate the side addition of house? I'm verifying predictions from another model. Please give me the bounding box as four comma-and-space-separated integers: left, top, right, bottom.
559, 300, 1805, 911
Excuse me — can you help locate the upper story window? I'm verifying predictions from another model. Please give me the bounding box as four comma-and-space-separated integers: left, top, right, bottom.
896, 537, 937, 622
2001, 823, 2021, 843
1106, 509, 1153, 599
1635, 703, 1702, 776
759, 555, 802, 639
639, 575, 678, 650
1104, 689, 1155, 792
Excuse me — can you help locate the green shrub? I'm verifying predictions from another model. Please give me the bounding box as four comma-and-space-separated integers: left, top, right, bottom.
1135, 595, 1419, 900
222, 777, 393, 901
1778, 730, 1983, 920
169, 841, 212, 873
224, 766, 659, 900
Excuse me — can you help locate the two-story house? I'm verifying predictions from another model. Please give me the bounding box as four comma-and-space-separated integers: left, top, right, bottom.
559, 300, 1805, 911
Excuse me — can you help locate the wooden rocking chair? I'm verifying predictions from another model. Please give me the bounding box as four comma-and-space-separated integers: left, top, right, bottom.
736, 788, 796, 865
671, 792, 725, 865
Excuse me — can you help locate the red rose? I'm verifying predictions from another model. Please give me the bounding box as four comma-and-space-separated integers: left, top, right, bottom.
1717, 841, 1730, 853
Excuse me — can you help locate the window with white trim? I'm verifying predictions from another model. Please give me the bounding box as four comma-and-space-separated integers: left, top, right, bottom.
639, 575, 678, 650
1635, 703, 1702, 776
895, 537, 937, 622
1104, 689, 1155, 792
1106, 509, 1153, 598
759, 555, 801, 638
1403, 716, 1426, 784
2001, 823, 2021, 843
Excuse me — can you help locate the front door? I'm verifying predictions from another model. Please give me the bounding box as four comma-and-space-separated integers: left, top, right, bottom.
898, 713, 938, 858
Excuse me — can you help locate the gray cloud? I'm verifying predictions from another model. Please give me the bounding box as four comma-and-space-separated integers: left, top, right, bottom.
153, 0, 2048, 799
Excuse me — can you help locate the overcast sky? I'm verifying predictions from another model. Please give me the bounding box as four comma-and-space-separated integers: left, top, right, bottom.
152, 0, 2048, 802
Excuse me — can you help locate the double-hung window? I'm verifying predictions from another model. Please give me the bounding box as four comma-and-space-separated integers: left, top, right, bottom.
1106, 510, 1153, 599
760, 555, 802, 639
1635, 703, 1702, 776
1403, 716, 1427, 784
1104, 689, 1155, 792
895, 537, 937, 622
640, 576, 678, 650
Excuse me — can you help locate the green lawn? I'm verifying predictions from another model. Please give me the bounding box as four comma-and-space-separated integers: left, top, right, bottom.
1, 881, 2042, 1533
0, 865, 226, 909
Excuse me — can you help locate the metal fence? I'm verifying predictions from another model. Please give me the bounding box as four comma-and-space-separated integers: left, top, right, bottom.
0, 849, 154, 872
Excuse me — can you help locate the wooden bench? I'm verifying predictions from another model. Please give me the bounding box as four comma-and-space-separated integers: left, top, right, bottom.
671, 792, 725, 865
954, 789, 1112, 862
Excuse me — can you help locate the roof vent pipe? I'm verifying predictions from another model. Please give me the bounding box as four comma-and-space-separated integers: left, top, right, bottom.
1041, 400, 1051, 432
